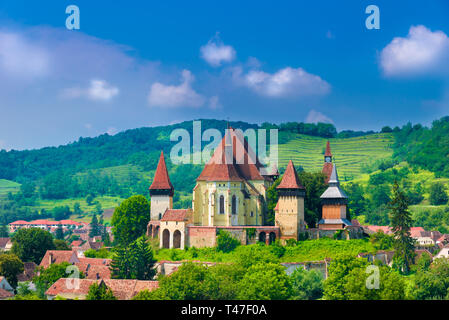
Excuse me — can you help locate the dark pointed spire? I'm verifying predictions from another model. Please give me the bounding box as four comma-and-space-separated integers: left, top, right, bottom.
149, 151, 174, 191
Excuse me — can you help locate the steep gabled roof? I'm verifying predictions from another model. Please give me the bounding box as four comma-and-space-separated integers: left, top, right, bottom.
197, 128, 265, 182
325, 140, 332, 157
277, 161, 305, 190
149, 151, 174, 191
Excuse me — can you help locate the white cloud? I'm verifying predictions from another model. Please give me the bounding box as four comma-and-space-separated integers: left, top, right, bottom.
148, 70, 206, 108
200, 37, 236, 67
306, 110, 334, 124
380, 25, 449, 77
242, 67, 331, 98
208, 96, 222, 110
62, 79, 119, 101
87, 80, 119, 101
0, 31, 49, 78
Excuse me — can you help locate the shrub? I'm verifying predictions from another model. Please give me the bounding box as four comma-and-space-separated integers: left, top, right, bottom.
216, 230, 240, 253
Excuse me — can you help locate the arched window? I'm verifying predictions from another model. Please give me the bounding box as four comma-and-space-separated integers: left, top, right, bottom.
219, 195, 225, 214
231, 195, 237, 215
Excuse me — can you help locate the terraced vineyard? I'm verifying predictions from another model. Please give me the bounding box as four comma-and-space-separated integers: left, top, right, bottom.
278, 133, 394, 180
0, 179, 20, 198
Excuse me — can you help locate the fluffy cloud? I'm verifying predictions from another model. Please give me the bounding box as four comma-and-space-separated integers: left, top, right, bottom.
0, 31, 49, 78
148, 70, 206, 108
62, 79, 119, 101
200, 37, 236, 67
380, 25, 449, 77
241, 67, 331, 98
306, 110, 334, 124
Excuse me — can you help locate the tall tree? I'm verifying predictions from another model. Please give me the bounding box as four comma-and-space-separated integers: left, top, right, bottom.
11, 228, 55, 264
86, 282, 116, 300
0, 224, 8, 237
55, 224, 64, 240
389, 181, 415, 274
111, 195, 151, 246
110, 246, 134, 279
0, 253, 24, 288
89, 214, 100, 238
132, 236, 157, 280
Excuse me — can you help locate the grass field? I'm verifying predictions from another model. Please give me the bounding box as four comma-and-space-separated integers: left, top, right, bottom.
278, 133, 394, 180
0, 179, 20, 198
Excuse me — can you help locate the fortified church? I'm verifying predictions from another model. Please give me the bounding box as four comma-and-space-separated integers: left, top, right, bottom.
147, 129, 363, 249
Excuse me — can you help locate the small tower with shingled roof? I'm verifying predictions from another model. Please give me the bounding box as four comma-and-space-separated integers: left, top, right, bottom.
322, 141, 333, 184
274, 160, 306, 242
318, 163, 352, 230
149, 151, 174, 221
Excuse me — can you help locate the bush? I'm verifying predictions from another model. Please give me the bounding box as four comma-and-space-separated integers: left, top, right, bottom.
216, 230, 240, 253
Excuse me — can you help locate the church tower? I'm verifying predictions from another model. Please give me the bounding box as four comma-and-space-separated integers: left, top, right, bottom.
318, 164, 351, 230
149, 151, 174, 221
275, 160, 306, 242
322, 141, 333, 184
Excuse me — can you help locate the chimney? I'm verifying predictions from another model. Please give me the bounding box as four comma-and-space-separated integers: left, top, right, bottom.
48, 252, 53, 266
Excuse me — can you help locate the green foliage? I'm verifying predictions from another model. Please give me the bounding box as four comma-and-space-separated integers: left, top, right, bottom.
55, 224, 64, 240
89, 214, 100, 238
11, 228, 55, 264
413, 258, 449, 300
86, 282, 116, 300
289, 267, 324, 300
84, 248, 113, 259
110, 236, 156, 280
0, 223, 8, 237
246, 228, 256, 239
237, 263, 292, 300
429, 182, 448, 205
53, 239, 71, 251
111, 195, 151, 245
216, 230, 240, 253
389, 181, 415, 274
324, 254, 405, 300
369, 231, 394, 250
0, 253, 24, 288
33, 262, 84, 298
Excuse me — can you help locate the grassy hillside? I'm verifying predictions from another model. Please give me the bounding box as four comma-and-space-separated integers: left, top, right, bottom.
0, 179, 20, 198
279, 133, 394, 180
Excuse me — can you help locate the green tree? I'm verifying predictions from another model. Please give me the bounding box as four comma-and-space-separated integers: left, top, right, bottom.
413, 258, 449, 300
33, 262, 84, 298
53, 239, 71, 251
289, 267, 324, 300
110, 246, 134, 279
237, 263, 292, 300
55, 224, 64, 240
86, 282, 116, 300
89, 214, 100, 238
132, 236, 157, 280
216, 230, 240, 253
86, 194, 95, 206
11, 228, 55, 264
0, 253, 24, 288
94, 202, 103, 216
0, 224, 8, 237
111, 195, 151, 245
73, 202, 82, 216
429, 182, 448, 206
389, 181, 415, 274
369, 231, 394, 250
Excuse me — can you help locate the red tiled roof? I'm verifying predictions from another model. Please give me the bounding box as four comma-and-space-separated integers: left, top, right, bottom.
149, 151, 174, 191
9, 220, 29, 225
0, 288, 13, 299
71, 240, 83, 247
0, 238, 11, 248
325, 141, 332, 157
277, 161, 305, 190
322, 162, 333, 184
197, 128, 265, 182
39, 250, 79, 268
364, 225, 392, 234
45, 278, 159, 300
161, 209, 192, 222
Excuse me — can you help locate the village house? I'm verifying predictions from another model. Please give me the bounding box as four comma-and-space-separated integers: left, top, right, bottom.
0, 276, 14, 300
39, 250, 112, 280
45, 278, 159, 300
0, 237, 12, 252
8, 219, 86, 234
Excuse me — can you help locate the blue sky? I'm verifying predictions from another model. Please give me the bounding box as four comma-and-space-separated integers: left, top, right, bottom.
0, 0, 448, 150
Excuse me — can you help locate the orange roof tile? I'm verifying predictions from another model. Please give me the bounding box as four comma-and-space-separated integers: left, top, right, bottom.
197, 128, 265, 182
161, 209, 192, 222
325, 141, 332, 157
149, 151, 174, 191
277, 161, 305, 189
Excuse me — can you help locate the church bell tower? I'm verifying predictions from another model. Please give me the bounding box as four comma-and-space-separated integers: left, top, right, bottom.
149, 151, 174, 221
